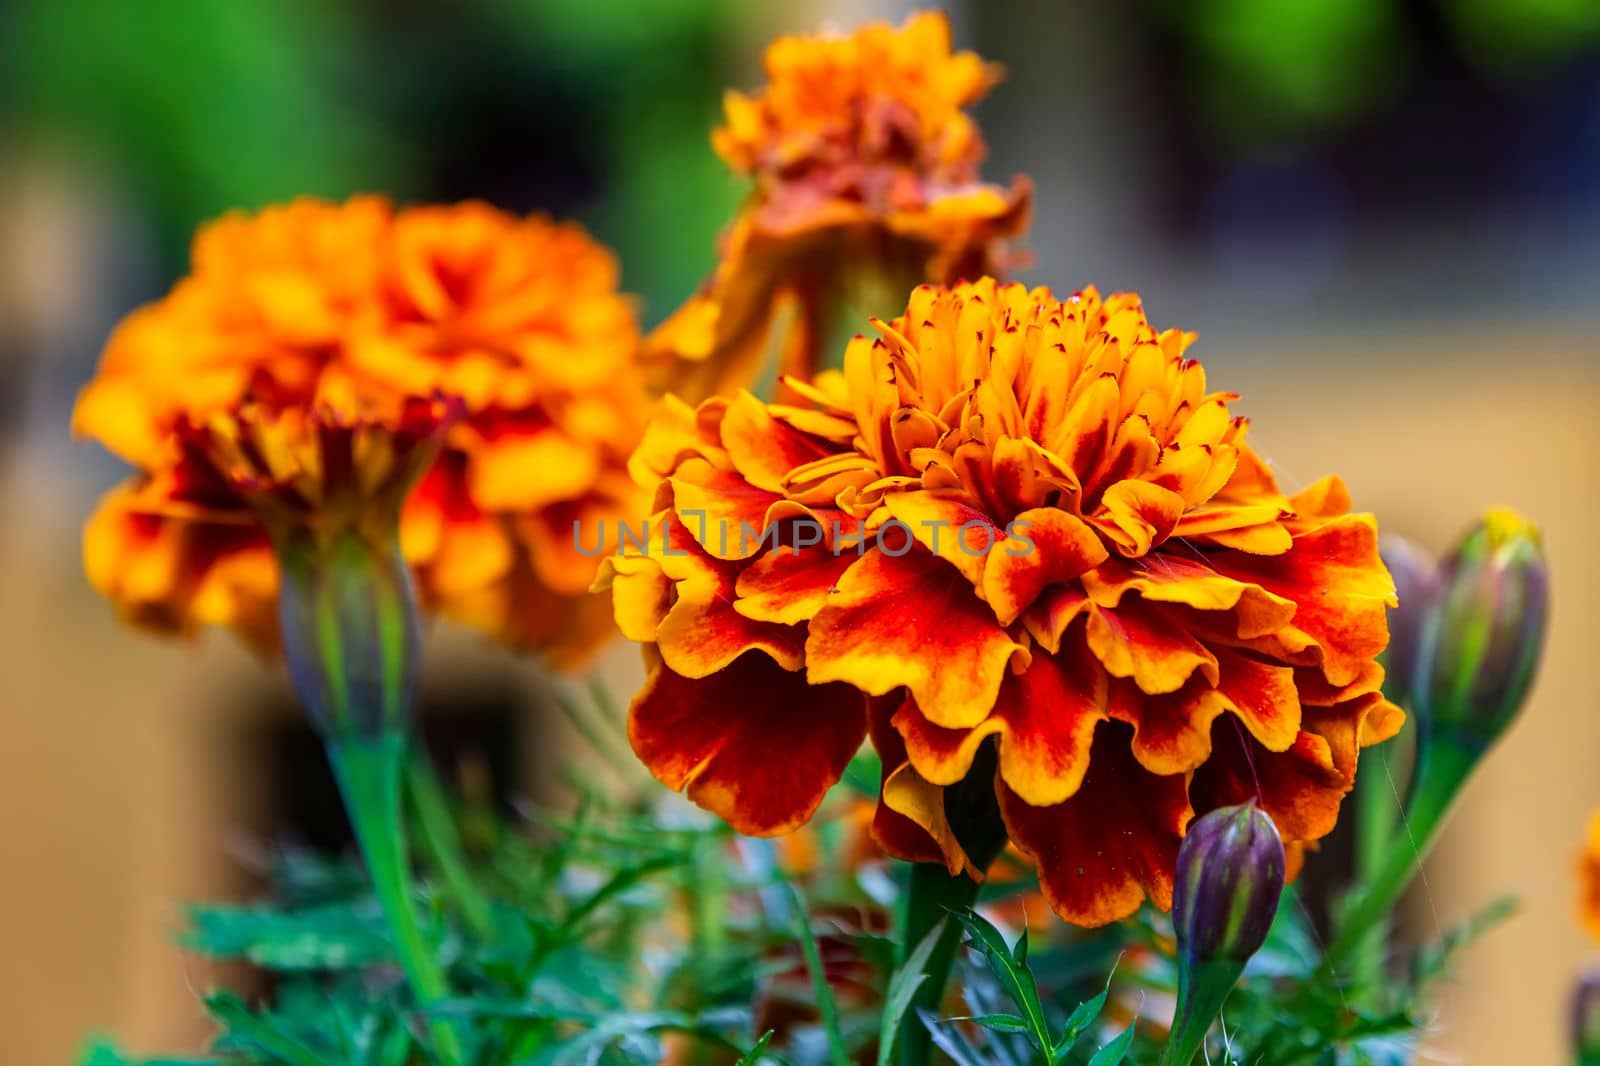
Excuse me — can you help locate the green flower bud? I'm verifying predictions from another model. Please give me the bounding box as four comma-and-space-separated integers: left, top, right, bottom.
1379, 534, 1439, 708
1414, 508, 1548, 751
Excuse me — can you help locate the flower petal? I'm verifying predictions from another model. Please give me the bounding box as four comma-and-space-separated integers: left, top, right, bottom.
1087, 479, 1184, 557
654, 520, 804, 676
1000, 723, 1192, 925
807, 547, 1027, 728
629, 653, 868, 836
1082, 555, 1295, 639
1085, 598, 1219, 695
1211, 514, 1395, 686
982, 508, 1107, 626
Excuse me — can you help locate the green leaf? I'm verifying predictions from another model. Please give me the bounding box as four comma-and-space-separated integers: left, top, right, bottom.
1086, 1022, 1136, 1066
950, 1012, 1033, 1034
1412, 894, 1517, 987
184, 904, 390, 970
557, 855, 680, 941
876, 918, 944, 1066
79, 1039, 220, 1066
950, 908, 1053, 1060
205, 993, 333, 1066
917, 1009, 991, 1066
786, 883, 852, 1066
734, 1030, 775, 1066
1053, 956, 1120, 1062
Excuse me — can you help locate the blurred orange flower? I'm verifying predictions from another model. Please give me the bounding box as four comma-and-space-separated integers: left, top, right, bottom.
643, 10, 1030, 404
1579, 811, 1600, 944
602, 278, 1402, 926
77, 196, 646, 665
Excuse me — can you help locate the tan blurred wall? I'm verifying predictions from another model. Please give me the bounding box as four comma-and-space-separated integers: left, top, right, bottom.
0, 320, 1593, 1062
1234, 325, 1598, 1062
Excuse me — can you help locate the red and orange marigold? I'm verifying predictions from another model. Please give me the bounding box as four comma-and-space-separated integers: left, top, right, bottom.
600, 278, 1403, 927
76, 196, 647, 665
1579, 811, 1600, 945
643, 10, 1031, 404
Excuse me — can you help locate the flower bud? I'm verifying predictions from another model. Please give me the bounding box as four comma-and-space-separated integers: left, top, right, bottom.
1414, 508, 1548, 751
1161, 803, 1286, 1065
1573, 971, 1600, 1063
1173, 801, 1287, 969
1379, 534, 1439, 708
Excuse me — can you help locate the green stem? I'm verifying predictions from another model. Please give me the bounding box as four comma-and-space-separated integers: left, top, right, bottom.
329, 736, 464, 1066
896, 743, 1010, 1066
898, 861, 984, 1066
1349, 744, 1396, 998
406, 754, 494, 938
1159, 960, 1243, 1066
1319, 734, 1480, 980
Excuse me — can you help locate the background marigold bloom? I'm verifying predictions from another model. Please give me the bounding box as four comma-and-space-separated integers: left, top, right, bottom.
642, 10, 1031, 404
77, 196, 647, 664
1579, 811, 1600, 945
603, 277, 1402, 926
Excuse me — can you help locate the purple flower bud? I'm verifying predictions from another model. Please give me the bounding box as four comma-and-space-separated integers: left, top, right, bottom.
1573, 971, 1600, 1061
1379, 534, 1439, 708
1173, 801, 1286, 969
1415, 509, 1548, 750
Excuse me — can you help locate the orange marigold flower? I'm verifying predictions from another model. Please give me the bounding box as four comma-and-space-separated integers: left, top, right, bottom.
1580, 811, 1600, 945
643, 10, 1031, 403
601, 278, 1403, 927
76, 196, 646, 664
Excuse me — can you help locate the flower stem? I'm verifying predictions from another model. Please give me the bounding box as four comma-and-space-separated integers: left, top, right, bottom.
1159, 960, 1243, 1066
1320, 733, 1480, 980
896, 743, 1009, 1066
405, 754, 494, 938
328, 735, 464, 1065
898, 861, 983, 1066
1349, 743, 1396, 998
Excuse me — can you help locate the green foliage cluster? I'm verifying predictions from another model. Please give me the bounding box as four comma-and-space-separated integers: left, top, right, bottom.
80, 735, 1509, 1066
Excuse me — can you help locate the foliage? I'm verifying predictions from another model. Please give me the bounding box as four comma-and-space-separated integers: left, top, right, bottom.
80, 756, 1517, 1066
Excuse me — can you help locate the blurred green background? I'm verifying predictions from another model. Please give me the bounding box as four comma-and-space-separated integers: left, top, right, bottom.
0, 1, 1596, 1063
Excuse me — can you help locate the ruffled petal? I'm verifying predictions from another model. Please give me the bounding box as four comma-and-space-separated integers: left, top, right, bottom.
982, 508, 1107, 626
807, 547, 1027, 728
629, 653, 868, 835
1000, 724, 1193, 926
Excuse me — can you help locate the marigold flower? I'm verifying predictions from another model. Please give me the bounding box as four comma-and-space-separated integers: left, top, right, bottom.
602, 278, 1402, 926
643, 11, 1031, 403
77, 196, 647, 664
1579, 810, 1600, 946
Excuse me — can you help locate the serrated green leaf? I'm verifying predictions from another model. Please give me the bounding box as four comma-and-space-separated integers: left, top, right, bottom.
951, 908, 1053, 1060
876, 918, 943, 1066
184, 904, 390, 971
1086, 1022, 1136, 1066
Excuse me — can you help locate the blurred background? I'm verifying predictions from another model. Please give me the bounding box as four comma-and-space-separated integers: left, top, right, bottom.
1, 0, 1597, 1060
